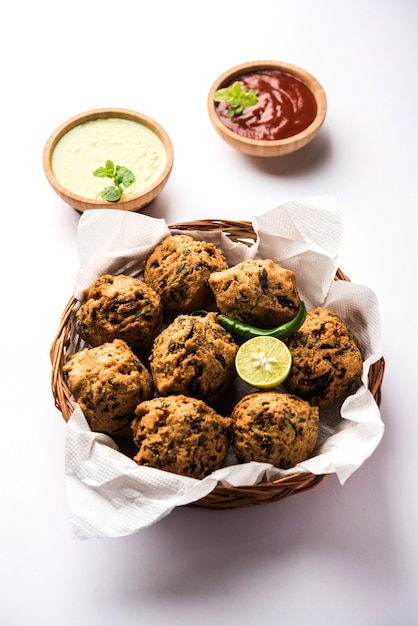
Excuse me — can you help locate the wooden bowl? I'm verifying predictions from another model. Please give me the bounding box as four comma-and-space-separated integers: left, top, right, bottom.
43, 108, 174, 212
207, 61, 327, 157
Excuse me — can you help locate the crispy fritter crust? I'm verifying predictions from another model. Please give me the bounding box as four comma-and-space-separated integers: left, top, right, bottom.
64, 339, 154, 435
143, 234, 228, 313
209, 259, 300, 328
75, 274, 162, 354
285, 307, 363, 406
131, 395, 231, 478
149, 312, 238, 403
231, 391, 319, 469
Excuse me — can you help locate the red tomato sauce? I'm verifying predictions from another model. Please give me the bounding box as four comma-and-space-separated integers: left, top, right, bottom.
216, 70, 317, 141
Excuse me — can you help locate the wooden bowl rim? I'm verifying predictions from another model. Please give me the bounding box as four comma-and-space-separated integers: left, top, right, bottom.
42, 107, 174, 212
207, 60, 327, 153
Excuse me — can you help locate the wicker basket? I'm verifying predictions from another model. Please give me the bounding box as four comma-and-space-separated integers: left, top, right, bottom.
50, 219, 385, 509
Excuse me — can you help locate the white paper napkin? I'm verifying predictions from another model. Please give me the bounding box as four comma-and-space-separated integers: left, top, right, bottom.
65, 196, 384, 539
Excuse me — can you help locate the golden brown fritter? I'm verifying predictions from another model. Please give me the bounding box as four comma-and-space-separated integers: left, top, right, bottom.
131, 394, 231, 479
64, 339, 154, 435
285, 307, 363, 406
209, 259, 301, 328
143, 234, 228, 313
231, 391, 319, 469
75, 274, 163, 354
149, 312, 238, 403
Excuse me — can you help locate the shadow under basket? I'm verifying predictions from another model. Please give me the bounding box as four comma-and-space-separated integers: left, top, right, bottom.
50, 219, 385, 510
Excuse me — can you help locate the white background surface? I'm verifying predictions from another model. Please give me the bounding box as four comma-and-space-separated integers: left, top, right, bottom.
1, 1, 417, 624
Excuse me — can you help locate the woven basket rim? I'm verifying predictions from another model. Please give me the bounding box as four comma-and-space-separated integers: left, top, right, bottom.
50, 218, 385, 509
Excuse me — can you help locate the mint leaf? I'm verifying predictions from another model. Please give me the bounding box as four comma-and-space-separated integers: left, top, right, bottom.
92, 166, 111, 178
115, 165, 135, 188
214, 81, 258, 117
240, 90, 258, 107
213, 87, 233, 103
230, 81, 244, 97
226, 103, 245, 117
101, 185, 122, 202
93, 160, 135, 202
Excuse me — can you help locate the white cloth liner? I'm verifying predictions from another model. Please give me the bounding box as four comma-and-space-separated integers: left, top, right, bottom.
65, 195, 384, 539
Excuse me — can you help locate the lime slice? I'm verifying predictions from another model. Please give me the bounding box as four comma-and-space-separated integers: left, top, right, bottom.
235, 336, 292, 389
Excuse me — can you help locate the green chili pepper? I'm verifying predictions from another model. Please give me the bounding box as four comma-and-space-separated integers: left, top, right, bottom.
218, 301, 307, 340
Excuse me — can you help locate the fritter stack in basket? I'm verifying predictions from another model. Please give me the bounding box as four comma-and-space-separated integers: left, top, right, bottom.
59, 230, 366, 485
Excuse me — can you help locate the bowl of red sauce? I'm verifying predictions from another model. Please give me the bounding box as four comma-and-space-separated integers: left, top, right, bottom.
207, 60, 327, 157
